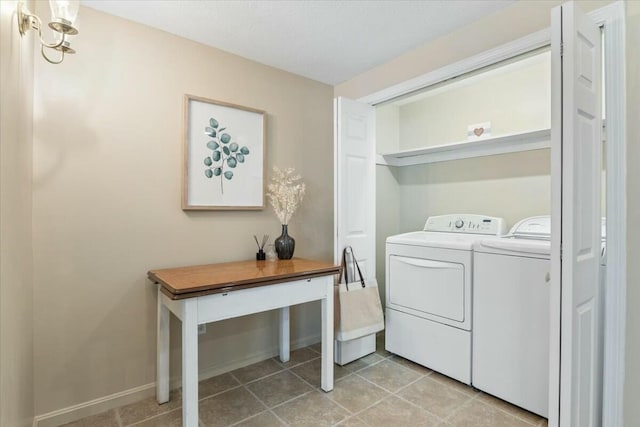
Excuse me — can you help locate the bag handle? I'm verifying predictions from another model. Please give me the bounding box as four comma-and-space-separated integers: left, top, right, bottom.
341, 246, 365, 290
340, 247, 350, 284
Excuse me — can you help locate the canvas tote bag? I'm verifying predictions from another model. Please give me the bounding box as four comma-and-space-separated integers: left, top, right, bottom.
334, 247, 384, 342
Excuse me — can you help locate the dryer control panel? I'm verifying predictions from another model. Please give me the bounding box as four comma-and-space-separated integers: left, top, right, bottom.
423, 214, 507, 235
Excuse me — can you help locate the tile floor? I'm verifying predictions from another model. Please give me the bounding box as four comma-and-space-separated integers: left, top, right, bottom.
61, 334, 548, 427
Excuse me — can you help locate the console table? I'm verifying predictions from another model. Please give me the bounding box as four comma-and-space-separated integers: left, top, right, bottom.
148, 258, 340, 427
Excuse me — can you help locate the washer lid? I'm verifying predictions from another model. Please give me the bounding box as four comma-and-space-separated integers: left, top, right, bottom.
387, 231, 502, 250
508, 215, 606, 240
474, 238, 551, 256
509, 215, 551, 240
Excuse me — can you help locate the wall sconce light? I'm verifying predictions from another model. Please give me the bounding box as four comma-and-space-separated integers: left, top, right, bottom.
17, 0, 79, 64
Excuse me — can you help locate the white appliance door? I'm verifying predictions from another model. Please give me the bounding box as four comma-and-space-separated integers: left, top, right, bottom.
388, 255, 464, 322
551, 3, 603, 427
334, 97, 376, 279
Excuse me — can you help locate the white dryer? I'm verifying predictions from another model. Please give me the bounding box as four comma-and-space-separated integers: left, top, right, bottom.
385, 214, 507, 384
472, 216, 606, 418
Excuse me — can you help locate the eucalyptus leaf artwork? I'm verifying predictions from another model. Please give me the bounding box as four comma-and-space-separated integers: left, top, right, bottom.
183, 95, 265, 210
203, 117, 251, 194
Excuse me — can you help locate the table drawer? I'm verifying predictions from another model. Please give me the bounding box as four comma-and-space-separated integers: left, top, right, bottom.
197, 276, 331, 324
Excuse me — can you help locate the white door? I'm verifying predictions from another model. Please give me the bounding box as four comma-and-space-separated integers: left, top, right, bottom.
550, 2, 603, 426
334, 97, 376, 279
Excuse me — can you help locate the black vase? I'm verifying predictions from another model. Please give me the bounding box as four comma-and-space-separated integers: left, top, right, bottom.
275, 224, 295, 260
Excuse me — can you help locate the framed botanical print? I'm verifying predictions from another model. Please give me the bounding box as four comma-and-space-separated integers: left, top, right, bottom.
182, 94, 266, 210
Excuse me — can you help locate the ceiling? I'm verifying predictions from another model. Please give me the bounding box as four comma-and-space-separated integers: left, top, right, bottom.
81, 0, 514, 85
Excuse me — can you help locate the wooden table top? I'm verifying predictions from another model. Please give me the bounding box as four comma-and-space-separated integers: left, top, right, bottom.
148, 258, 340, 300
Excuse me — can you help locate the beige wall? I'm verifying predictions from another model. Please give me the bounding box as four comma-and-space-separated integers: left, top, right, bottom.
32, 5, 334, 417
335, 0, 610, 99
0, 1, 35, 426
374, 105, 402, 300
376, 103, 400, 153
625, 2, 640, 426
376, 50, 552, 232
396, 150, 551, 231
398, 52, 550, 149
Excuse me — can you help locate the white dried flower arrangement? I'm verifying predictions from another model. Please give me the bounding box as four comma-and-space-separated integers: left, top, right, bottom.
266, 166, 306, 225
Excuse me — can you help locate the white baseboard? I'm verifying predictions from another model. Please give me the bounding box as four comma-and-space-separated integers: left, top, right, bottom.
33, 383, 156, 427
34, 334, 320, 427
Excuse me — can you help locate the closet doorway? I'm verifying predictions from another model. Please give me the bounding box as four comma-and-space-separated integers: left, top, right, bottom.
334, 3, 626, 426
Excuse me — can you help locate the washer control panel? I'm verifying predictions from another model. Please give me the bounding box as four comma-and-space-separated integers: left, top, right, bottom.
424, 214, 507, 235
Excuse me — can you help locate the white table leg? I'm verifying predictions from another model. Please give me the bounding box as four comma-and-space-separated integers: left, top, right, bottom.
182, 299, 199, 427
279, 306, 290, 362
321, 279, 334, 392
156, 289, 170, 404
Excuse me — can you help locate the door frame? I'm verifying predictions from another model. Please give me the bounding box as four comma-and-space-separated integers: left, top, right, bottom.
356, 2, 626, 425
588, 5, 627, 426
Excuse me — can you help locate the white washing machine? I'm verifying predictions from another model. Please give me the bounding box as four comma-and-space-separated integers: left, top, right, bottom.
385, 214, 507, 384
472, 215, 606, 418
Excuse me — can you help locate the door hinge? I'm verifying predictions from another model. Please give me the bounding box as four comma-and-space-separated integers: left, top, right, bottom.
560, 42, 564, 57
